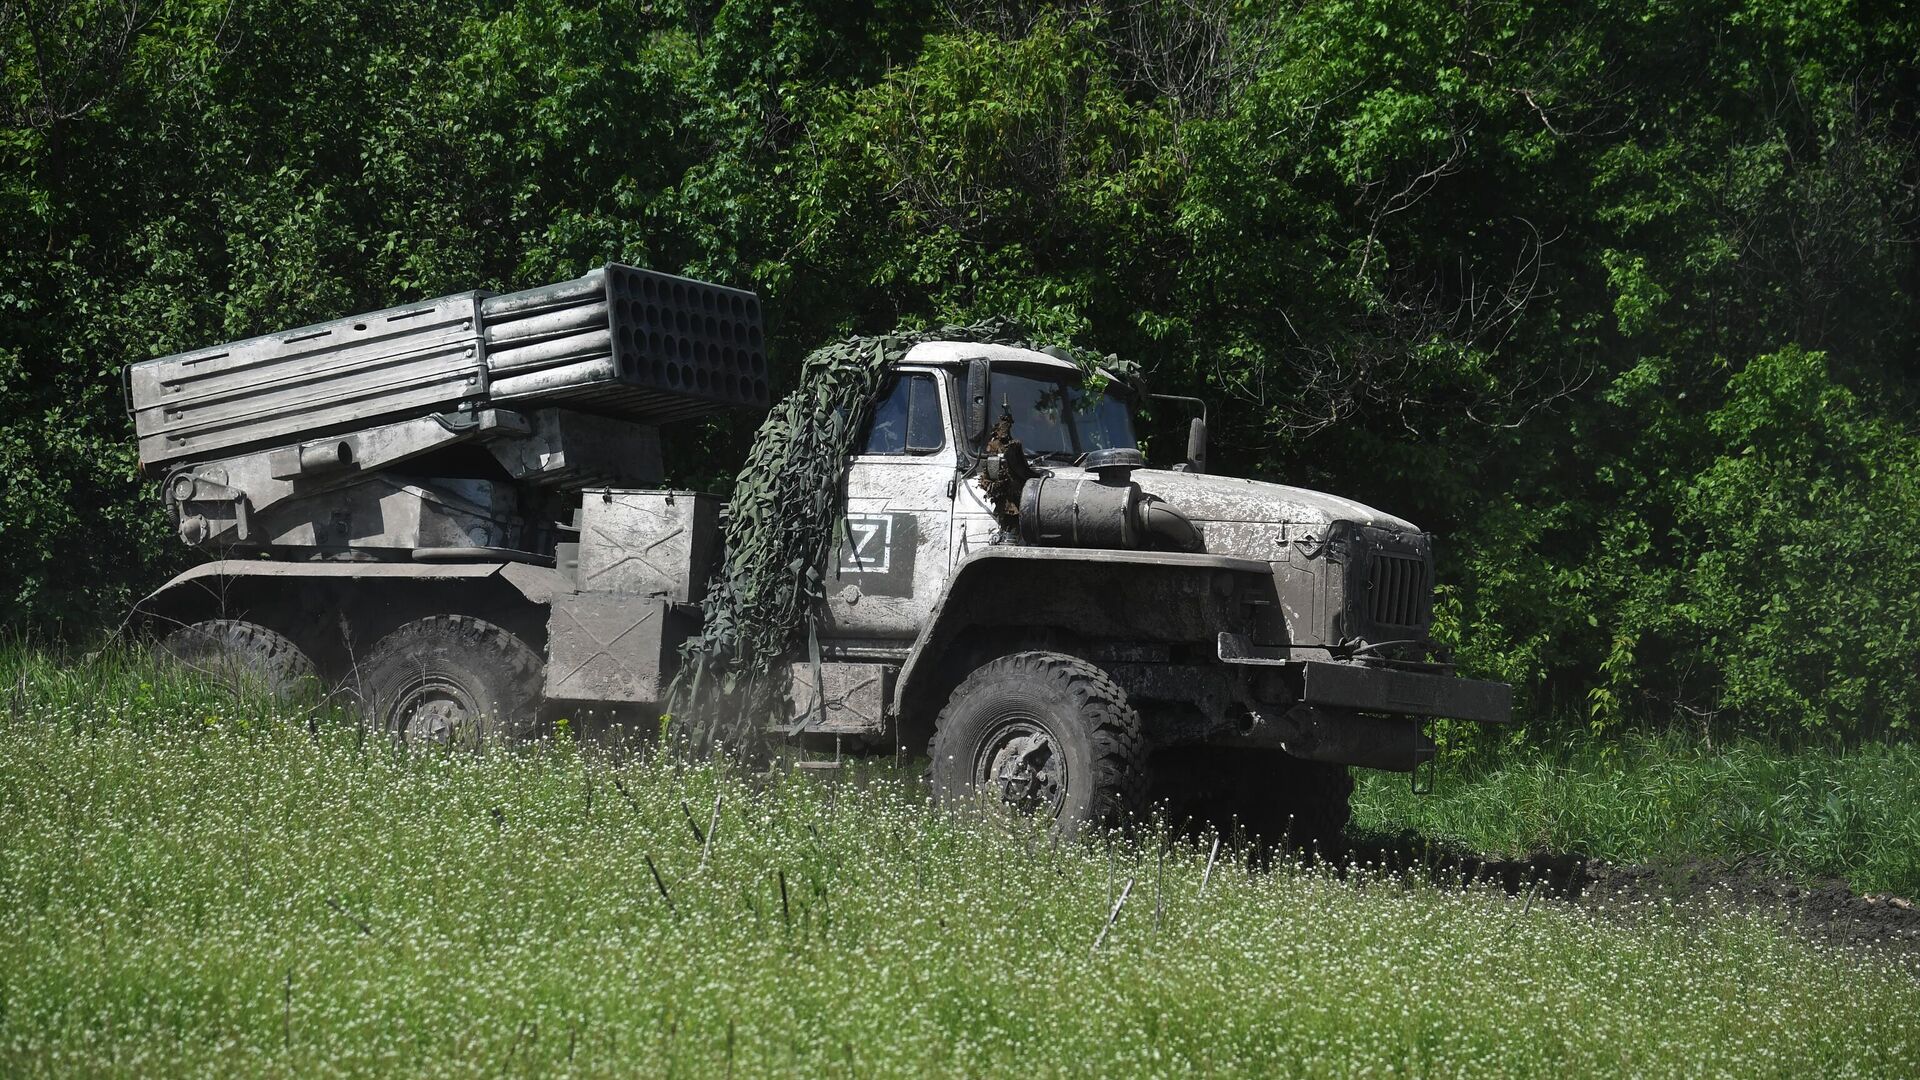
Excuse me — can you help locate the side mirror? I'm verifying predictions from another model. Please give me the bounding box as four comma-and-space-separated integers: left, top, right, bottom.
1150, 393, 1210, 474
1186, 416, 1208, 475
1175, 417, 1205, 474
964, 357, 990, 447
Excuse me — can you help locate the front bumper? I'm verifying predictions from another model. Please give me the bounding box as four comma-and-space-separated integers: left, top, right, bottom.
1217, 633, 1513, 725
1298, 660, 1511, 724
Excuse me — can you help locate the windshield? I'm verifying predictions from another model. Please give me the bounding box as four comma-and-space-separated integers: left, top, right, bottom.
987, 368, 1137, 458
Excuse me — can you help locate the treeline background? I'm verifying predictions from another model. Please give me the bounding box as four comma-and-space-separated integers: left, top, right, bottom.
3, 0, 1916, 742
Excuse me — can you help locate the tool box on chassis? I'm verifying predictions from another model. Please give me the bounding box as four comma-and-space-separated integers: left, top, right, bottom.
128, 263, 1511, 839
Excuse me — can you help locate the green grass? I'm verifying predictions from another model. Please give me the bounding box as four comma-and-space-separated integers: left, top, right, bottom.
1354, 735, 1920, 897
3, 648, 1919, 1076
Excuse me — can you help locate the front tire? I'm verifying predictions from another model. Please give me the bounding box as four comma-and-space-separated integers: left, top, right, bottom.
930, 651, 1147, 833
354, 615, 544, 747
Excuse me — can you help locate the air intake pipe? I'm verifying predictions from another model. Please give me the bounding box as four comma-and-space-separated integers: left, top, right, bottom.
1016, 449, 1202, 552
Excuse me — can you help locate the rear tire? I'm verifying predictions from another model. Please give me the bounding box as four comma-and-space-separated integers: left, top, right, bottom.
354, 615, 544, 747
160, 619, 320, 700
930, 651, 1147, 833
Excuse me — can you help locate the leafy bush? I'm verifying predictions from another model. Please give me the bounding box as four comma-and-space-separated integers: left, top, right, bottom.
1665, 349, 1920, 735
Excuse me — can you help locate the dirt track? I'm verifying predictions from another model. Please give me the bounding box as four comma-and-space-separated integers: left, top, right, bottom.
1337, 834, 1920, 966
1583, 859, 1920, 958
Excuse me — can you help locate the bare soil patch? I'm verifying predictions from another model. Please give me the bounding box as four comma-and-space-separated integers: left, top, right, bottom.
1340, 831, 1920, 966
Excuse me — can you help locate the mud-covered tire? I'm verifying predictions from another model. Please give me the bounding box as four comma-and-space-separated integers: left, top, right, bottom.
930, 651, 1147, 833
353, 615, 544, 747
160, 619, 320, 700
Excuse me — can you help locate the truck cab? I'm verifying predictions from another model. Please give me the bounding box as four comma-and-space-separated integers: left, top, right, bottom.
787, 341, 1509, 837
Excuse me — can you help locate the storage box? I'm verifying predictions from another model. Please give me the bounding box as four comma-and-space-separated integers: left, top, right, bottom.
545, 593, 675, 703
574, 490, 721, 601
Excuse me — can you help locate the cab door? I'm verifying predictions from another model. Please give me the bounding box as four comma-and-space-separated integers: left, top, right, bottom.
822, 369, 955, 640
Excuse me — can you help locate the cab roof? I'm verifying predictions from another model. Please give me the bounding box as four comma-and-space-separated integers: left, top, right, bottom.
901, 340, 1080, 372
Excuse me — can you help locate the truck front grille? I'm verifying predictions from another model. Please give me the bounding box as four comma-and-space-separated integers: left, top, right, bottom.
1367, 552, 1429, 629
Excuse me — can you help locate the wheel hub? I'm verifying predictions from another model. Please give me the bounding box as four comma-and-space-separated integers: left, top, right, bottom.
393, 678, 477, 745
978, 720, 1066, 816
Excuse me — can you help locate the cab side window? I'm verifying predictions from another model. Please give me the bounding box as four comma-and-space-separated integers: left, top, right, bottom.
861, 374, 945, 455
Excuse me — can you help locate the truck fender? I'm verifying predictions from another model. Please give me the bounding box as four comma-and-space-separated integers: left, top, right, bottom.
129, 559, 563, 679
890, 546, 1280, 731
133, 558, 561, 619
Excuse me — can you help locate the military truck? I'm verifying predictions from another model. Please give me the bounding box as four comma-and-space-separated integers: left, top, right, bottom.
126, 263, 1510, 840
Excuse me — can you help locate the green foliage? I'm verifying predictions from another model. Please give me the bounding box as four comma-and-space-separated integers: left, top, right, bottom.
1642, 349, 1920, 736
5, 650, 1919, 1074
4, 0, 1918, 740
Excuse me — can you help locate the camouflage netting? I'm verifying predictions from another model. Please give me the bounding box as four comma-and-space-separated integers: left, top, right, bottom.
670, 318, 1064, 755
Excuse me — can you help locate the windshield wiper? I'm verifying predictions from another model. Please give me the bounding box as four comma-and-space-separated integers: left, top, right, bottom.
1027, 449, 1080, 464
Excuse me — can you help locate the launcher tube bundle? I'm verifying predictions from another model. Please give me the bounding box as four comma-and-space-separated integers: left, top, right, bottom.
125, 265, 768, 557
129, 264, 769, 473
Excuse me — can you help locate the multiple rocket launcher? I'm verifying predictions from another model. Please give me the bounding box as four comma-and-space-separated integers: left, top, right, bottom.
124, 265, 769, 558
129, 264, 770, 474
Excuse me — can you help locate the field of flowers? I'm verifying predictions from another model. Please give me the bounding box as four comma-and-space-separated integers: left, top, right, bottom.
3, 650, 1918, 1076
